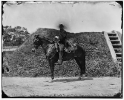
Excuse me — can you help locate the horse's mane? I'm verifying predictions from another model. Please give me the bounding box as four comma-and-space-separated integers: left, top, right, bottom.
43, 36, 54, 44
37, 35, 54, 46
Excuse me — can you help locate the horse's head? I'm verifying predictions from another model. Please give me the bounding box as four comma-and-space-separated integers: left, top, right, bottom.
32, 34, 43, 52
32, 34, 56, 58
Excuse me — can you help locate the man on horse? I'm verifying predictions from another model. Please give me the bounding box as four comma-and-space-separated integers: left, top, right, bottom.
54, 24, 67, 65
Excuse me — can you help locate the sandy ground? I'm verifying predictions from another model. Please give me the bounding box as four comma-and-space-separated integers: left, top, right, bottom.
2, 77, 121, 97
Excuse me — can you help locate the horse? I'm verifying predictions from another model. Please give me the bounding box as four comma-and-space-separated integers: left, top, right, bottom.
32, 34, 85, 81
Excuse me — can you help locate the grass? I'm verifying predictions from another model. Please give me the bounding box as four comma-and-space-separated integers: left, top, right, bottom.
2, 28, 121, 77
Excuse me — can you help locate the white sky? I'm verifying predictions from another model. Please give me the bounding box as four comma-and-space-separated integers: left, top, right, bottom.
2, 1, 122, 33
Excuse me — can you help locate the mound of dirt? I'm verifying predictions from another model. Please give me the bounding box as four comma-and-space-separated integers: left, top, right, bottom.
3, 28, 120, 77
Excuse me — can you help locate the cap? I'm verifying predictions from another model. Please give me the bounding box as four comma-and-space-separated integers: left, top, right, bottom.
59, 24, 64, 30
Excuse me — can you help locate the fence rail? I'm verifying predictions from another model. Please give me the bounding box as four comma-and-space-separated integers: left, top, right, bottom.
2, 46, 18, 52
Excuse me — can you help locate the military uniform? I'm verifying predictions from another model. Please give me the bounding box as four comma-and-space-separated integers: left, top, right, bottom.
56, 24, 67, 64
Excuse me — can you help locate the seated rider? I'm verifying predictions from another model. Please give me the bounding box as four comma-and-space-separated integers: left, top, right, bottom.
54, 24, 67, 65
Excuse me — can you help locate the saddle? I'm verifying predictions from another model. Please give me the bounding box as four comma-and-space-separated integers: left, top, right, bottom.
65, 43, 77, 53
46, 39, 77, 60
54, 41, 77, 53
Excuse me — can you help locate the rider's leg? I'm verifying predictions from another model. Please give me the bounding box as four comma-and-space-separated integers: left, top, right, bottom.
58, 44, 64, 64
55, 42, 58, 52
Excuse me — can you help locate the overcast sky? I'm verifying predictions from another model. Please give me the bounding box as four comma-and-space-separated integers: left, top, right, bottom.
2, 1, 122, 33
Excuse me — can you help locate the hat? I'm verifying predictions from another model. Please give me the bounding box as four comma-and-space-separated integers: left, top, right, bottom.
59, 24, 64, 29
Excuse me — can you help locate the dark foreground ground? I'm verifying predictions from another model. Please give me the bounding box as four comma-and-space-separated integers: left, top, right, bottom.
2, 77, 121, 97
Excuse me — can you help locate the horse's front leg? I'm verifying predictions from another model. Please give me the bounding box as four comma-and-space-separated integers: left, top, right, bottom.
49, 59, 55, 81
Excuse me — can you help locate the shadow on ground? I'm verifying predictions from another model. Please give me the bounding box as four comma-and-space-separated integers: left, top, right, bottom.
52, 77, 93, 83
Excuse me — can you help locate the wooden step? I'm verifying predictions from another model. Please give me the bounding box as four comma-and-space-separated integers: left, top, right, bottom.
116, 53, 122, 57
111, 40, 120, 42
118, 62, 122, 66
108, 33, 117, 36
109, 36, 118, 38
116, 57, 122, 62
112, 44, 122, 48
109, 37, 118, 40
111, 41, 120, 44
114, 49, 122, 53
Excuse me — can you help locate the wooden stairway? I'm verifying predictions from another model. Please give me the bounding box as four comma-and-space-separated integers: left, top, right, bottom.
104, 31, 122, 66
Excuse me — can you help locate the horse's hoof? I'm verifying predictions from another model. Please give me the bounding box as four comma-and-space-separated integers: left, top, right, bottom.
50, 77, 54, 82
78, 77, 81, 80
50, 79, 54, 83
49, 79, 53, 83
82, 74, 86, 77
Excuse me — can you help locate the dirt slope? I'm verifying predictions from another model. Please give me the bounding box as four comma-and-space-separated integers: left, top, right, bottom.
3, 28, 120, 77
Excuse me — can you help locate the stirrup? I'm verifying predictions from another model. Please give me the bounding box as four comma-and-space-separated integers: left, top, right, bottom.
55, 60, 62, 65
55, 62, 62, 65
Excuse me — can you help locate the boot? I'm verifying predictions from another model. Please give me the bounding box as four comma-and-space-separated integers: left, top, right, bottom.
58, 59, 62, 65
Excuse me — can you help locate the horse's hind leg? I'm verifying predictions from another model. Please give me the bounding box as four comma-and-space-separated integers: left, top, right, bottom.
75, 57, 85, 80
